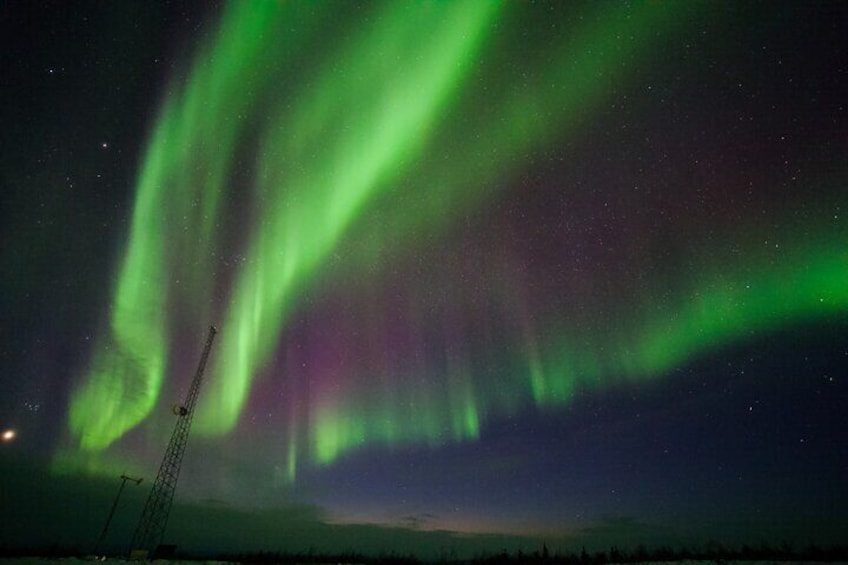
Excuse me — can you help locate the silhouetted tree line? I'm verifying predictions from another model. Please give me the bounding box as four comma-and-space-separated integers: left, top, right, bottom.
224, 548, 418, 564
222, 542, 848, 565
2, 541, 848, 563
467, 542, 848, 565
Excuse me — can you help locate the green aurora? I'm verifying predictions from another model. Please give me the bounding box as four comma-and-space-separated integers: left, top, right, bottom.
65, 0, 847, 480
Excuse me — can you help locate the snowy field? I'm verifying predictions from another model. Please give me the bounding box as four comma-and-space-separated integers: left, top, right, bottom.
0, 557, 848, 565
1, 560, 232, 565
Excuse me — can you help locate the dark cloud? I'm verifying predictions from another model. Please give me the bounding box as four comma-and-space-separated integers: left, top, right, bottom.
398, 512, 439, 530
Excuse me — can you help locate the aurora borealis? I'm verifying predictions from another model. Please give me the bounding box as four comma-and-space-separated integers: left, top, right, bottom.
2, 0, 847, 557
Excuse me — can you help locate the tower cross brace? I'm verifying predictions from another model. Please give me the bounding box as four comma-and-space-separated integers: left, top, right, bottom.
130, 325, 217, 555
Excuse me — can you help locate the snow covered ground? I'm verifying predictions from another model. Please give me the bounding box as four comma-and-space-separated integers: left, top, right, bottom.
0, 557, 848, 565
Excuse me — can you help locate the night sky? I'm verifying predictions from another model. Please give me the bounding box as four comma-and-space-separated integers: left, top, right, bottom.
1, 0, 847, 558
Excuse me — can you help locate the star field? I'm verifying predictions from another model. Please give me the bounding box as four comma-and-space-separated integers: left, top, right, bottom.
1, 1, 847, 558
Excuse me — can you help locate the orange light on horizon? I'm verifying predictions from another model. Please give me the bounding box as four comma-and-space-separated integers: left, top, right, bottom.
2, 429, 16, 442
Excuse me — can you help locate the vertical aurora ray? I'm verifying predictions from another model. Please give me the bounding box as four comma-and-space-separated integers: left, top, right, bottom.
67, 152, 168, 451
289, 1, 711, 467
63, 0, 847, 484
193, 0, 504, 435
298, 194, 848, 468
65, 0, 708, 459
66, 1, 327, 451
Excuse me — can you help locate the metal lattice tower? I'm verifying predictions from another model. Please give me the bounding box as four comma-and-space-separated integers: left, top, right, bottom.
131, 325, 217, 554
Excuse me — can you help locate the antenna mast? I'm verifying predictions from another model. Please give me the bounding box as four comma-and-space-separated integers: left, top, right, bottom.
131, 325, 217, 555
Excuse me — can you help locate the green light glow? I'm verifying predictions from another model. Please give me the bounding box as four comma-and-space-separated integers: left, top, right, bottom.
305, 230, 847, 466
68, 132, 169, 449
64, 0, 847, 482
529, 242, 848, 405
68, 0, 315, 450
193, 0, 504, 435
290, 1, 705, 466
64, 0, 710, 454
311, 365, 484, 465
